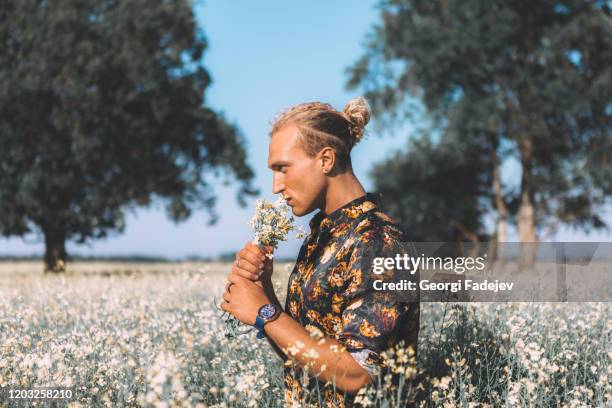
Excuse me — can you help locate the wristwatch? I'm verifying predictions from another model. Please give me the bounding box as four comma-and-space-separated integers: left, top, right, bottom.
254, 303, 281, 339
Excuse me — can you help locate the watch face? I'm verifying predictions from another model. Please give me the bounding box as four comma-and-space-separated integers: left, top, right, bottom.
260, 304, 277, 319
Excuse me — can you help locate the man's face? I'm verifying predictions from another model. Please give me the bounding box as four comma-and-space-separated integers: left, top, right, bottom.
267, 125, 326, 216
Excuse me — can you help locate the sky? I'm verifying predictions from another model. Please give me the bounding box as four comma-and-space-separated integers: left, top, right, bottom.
1, 1, 610, 259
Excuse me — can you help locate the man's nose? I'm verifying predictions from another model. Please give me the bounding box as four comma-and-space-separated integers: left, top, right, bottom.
272, 175, 285, 195
272, 183, 285, 195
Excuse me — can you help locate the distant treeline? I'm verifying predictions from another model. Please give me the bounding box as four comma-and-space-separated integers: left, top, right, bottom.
1, 254, 193, 263
0, 253, 298, 263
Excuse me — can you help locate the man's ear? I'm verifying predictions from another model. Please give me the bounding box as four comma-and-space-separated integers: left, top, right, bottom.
319, 147, 336, 174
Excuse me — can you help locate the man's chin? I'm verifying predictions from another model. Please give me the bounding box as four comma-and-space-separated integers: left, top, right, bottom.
291, 207, 305, 217
291, 205, 316, 217
289, 203, 304, 216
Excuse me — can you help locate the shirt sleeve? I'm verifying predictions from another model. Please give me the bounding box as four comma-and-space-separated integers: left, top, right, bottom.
349, 349, 381, 378
337, 230, 410, 356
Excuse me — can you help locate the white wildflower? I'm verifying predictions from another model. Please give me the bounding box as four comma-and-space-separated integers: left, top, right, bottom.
249, 196, 305, 258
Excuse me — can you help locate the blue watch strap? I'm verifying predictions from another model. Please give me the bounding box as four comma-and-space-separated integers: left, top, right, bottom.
255, 315, 266, 339
255, 315, 266, 330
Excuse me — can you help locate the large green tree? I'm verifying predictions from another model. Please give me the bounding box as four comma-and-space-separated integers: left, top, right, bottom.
0, 0, 257, 271
372, 131, 493, 243
349, 0, 611, 245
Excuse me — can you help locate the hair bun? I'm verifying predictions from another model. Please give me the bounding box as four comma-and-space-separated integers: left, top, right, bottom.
343, 97, 371, 145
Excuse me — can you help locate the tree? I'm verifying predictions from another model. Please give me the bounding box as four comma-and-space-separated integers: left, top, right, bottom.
348, 0, 612, 248
372, 132, 492, 243
0, 0, 257, 272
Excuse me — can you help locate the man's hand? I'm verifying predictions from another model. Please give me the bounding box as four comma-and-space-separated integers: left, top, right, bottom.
232, 243, 273, 283
220, 274, 270, 325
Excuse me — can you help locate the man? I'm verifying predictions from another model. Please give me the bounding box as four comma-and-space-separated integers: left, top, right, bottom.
220, 99, 419, 407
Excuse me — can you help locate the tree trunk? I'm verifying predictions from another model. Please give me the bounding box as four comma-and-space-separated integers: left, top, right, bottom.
449, 220, 481, 258
491, 145, 507, 262
517, 138, 537, 270
43, 227, 67, 273
518, 190, 536, 242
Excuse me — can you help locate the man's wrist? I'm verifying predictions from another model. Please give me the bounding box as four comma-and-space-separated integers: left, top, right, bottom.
254, 303, 281, 338
257, 310, 284, 339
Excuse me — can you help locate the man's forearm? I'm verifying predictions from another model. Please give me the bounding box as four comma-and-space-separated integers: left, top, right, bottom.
262, 312, 372, 394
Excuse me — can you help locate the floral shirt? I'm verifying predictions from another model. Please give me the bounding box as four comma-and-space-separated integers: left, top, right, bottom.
283, 193, 420, 407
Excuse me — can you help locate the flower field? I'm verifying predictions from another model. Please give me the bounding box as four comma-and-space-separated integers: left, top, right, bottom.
0, 262, 609, 407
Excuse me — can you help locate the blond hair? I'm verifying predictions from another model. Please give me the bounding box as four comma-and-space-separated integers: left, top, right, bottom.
270, 97, 371, 170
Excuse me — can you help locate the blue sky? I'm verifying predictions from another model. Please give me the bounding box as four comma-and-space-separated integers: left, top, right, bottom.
1, 1, 610, 259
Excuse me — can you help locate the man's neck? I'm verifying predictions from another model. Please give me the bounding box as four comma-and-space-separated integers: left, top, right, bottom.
323, 172, 366, 215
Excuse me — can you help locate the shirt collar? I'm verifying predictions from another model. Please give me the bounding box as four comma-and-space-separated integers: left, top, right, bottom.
309, 192, 381, 233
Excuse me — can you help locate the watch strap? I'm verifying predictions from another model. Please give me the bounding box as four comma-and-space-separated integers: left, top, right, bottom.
255, 315, 266, 331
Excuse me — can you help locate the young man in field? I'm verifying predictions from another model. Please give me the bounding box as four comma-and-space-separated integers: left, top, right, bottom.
220, 98, 420, 407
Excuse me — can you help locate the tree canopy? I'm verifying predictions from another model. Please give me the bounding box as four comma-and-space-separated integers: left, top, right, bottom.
372, 133, 492, 242
0, 0, 257, 271
349, 0, 611, 243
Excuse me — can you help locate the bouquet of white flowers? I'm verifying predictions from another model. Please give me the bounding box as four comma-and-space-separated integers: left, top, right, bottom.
249, 196, 304, 257
220, 196, 304, 339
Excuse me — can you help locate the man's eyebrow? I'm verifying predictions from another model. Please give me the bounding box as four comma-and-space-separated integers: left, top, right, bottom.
268, 161, 290, 170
